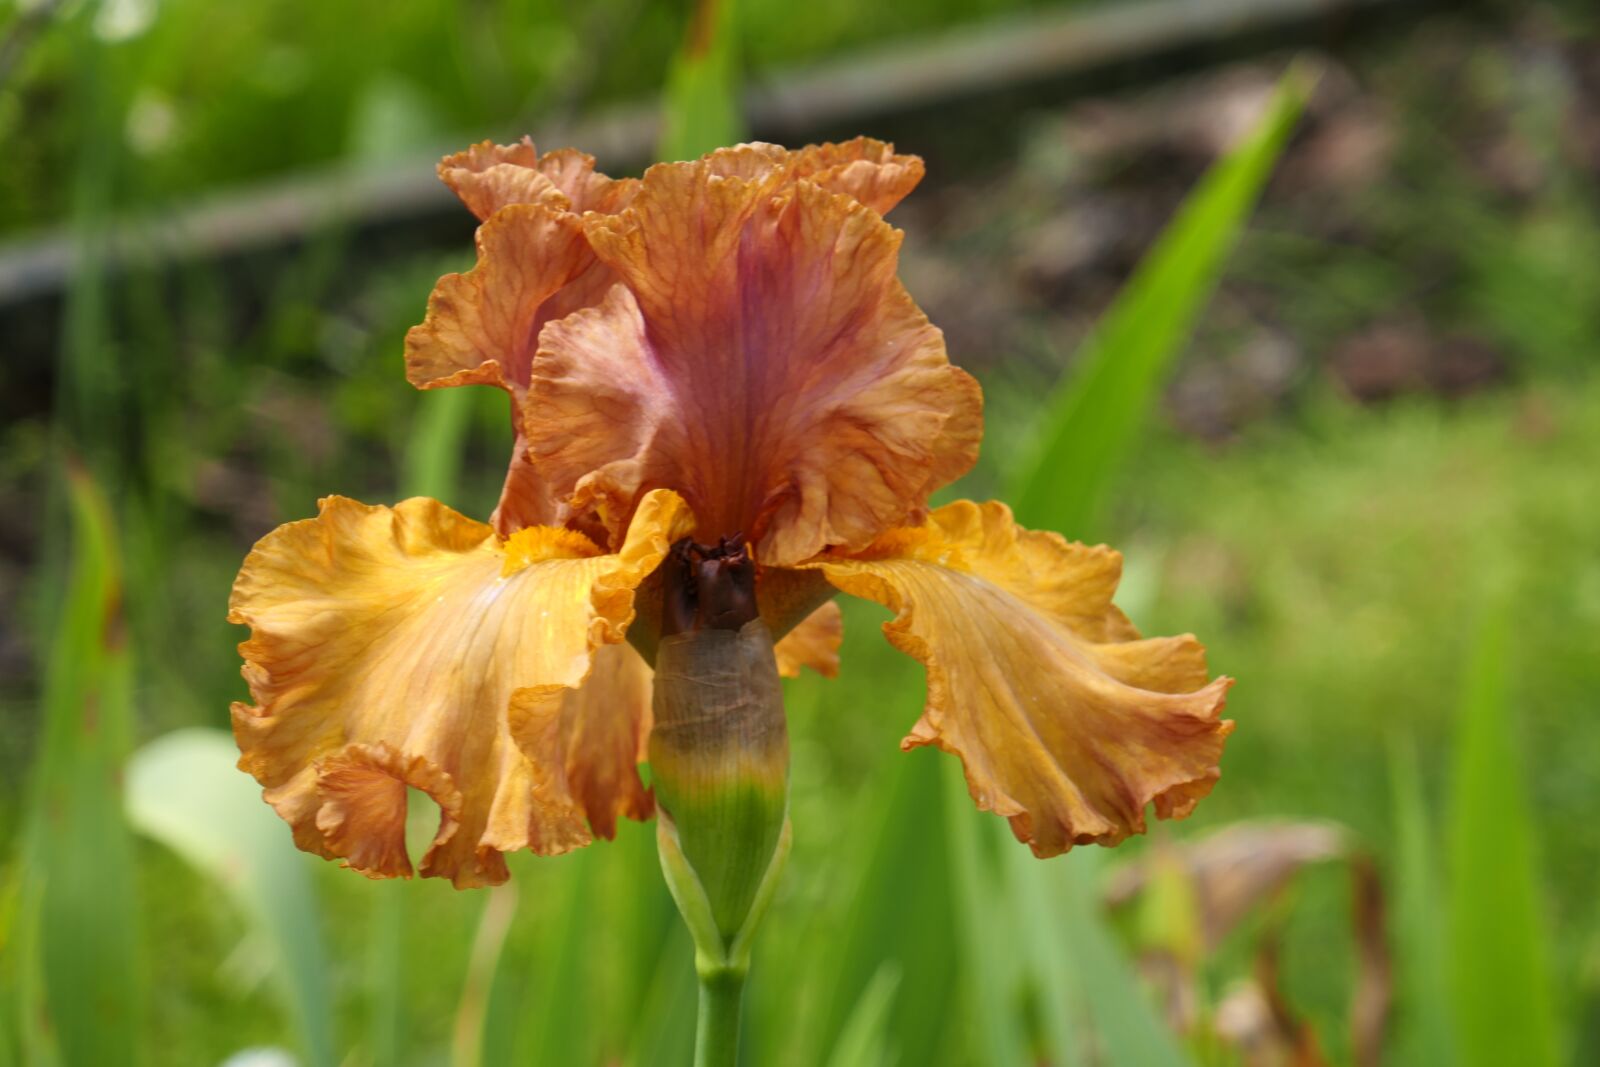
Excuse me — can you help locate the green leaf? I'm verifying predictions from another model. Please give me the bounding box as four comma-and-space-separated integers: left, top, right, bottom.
24, 465, 142, 1066
124, 728, 335, 1067
1055, 851, 1193, 1067
818, 750, 957, 1067
942, 764, 1026, 1065
626, 924, 699, 1067
1386, 735, 1456, 1066
519, 852, 598, 1065
402, 386, 477, 504
992, 65, 1309, 1067
1009, 64, 1313, 540
659, 0, 743, 162
1446, 603, 1562, 1067
451, 885, 519, 1067
824, 962, 902, 1067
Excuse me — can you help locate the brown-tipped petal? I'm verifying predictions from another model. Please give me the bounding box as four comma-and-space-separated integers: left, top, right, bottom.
439, 139, 639, 221
790, 137, 926, 215
315, 742, 464, 879
439, 139, 567, 221
800, 500, 1234, 855
533, 147, 641, 214
774, 601, 843, 679
529, 165, 981, 564
698, 139, 924, 215
229, 490, 693, 887
508, 640, 656, 842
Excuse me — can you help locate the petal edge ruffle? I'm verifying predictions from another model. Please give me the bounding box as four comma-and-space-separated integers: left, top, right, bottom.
229, 490, 692, 886
801, 500, 1233, 855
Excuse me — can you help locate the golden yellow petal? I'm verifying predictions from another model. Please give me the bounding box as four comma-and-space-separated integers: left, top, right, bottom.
773, 601, 843, 679
528, 166, 982, 564
229, 490, 692, 887
508, 640, 656, 842
801, 500, 1234, 855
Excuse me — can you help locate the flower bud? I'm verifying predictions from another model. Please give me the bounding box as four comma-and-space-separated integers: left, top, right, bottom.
650, 538, 790, 954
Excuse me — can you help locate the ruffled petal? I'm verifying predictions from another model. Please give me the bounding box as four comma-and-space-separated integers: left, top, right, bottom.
229, 490, 692, 887
527, 165, 982, 563
789, 137, 926, 215
439, 138, 639, 221
507, 640, 656, 841
800, 500, 1234, 855
699, 138, 924, 215
774, 601, 843, 679
404, 203, 597, 399
403, 203, 619, 534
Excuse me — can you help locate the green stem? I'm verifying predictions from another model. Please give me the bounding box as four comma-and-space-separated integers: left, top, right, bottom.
694, 965, 745, 1067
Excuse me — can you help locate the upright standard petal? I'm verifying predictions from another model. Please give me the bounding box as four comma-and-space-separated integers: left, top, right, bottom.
699, 138, 925, 215
800, 501, 1234, 855
403, 203, 616, 533
404, 204, 596, 398
229, 490, 692, 887
789, 137, 926, 215
528, 165, 982, 564
439, 138, 639, 221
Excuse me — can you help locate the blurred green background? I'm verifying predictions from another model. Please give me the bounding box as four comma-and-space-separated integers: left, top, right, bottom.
1, 0, 1597, 1064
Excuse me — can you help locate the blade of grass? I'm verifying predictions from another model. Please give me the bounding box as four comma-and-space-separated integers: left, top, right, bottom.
659, 0, 743, 162
1386, 735, 1455, 1066
1009, 63, 1313, 539
996, 65, 1310, 1066
26, 466, 141, 1067
1446, 602, 1562, 1067
402, 387, 477, 504
520, 851, 599, 1065
819, 749, 958, 1067
1055, 851, 1194, 1067
451, 884, 519, 1067
626, 923, 700, 1067
942, 764, 1026, 1065
824, 962, 902, 1067
124, 728, 335, 1067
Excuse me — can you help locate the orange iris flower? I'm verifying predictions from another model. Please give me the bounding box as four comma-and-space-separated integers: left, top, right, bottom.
229, 138, 1234, 889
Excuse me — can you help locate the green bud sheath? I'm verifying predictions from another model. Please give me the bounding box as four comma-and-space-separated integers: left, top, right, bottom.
652, 618, 790, 943
649, 537, 791, 1067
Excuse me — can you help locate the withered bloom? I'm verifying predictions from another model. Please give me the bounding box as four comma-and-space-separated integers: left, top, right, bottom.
229, 138, 1233, 889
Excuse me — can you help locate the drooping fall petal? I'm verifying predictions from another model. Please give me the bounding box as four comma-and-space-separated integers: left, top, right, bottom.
800, 500, 1234, 855
527, 163, 982, 563
229, 490, 692, 887
508, 640, 657, 841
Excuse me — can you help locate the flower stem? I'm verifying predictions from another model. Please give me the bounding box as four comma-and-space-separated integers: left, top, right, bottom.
694, 964, 745, 1067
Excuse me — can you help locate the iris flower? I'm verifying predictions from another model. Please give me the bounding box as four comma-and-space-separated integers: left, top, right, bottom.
229, 138, 1234, 890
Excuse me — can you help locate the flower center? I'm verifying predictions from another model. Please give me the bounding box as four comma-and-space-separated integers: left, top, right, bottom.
660, 535, 757, 636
